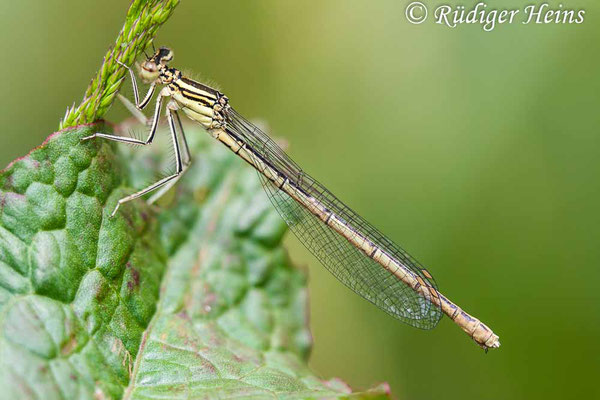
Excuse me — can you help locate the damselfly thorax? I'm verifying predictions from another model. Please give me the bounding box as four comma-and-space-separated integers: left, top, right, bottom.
168, 75, 228, 129
82, 46, 500, 350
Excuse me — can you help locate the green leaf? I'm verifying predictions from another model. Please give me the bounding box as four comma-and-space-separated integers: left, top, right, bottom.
0, 123, 391, 399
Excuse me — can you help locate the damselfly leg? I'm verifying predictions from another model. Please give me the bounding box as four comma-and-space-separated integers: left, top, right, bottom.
119, 60, 156, 110
147, 109, 191, 204
116, 61, 156, 124
108, 105, 189, 216
81, 62, 192, 216
118, 94, 149, 125
81, 89, 163, 146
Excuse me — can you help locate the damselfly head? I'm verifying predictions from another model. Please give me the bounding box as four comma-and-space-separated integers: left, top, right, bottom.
139, 60, 159, 83
139, 47, 174, 83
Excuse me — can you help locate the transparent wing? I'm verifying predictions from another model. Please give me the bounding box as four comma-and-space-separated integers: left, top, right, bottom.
225, 108, 443, 329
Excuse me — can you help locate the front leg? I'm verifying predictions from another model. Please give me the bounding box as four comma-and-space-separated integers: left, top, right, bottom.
81, 87, 169, 145
117, 60, 155, 110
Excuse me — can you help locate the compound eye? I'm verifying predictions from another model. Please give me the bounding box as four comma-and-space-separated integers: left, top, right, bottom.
139, 61, 160, 83
142, 61, 158, 72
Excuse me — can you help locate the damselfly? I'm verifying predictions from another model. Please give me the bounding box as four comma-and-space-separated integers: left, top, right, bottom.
83, 47, 500, 350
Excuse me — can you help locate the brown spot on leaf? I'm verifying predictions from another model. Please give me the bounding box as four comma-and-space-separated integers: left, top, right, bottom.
61, 334, 78, 356
177, 310, 190, 320
126, 262, 140, 291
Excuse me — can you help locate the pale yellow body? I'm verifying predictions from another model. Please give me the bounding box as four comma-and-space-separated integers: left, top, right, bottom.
210, 127, 501, 350
114, 47, 501, 350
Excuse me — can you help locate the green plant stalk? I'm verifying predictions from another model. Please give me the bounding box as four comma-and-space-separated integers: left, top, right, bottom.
59, 0, 179, 130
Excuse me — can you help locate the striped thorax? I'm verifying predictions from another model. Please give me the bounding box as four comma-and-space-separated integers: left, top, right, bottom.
144, 47, 229, 130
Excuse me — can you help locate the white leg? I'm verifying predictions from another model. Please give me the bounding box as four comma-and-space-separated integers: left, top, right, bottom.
81, 87, 170, 145
147, 108, 192, 204
117, 60, 155, 110
110, 103, 187, 216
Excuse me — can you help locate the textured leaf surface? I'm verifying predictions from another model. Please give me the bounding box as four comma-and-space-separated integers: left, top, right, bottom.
0, 122, 390, 399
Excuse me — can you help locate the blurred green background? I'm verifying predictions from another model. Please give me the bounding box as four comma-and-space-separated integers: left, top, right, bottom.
1, 0, 599, 398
